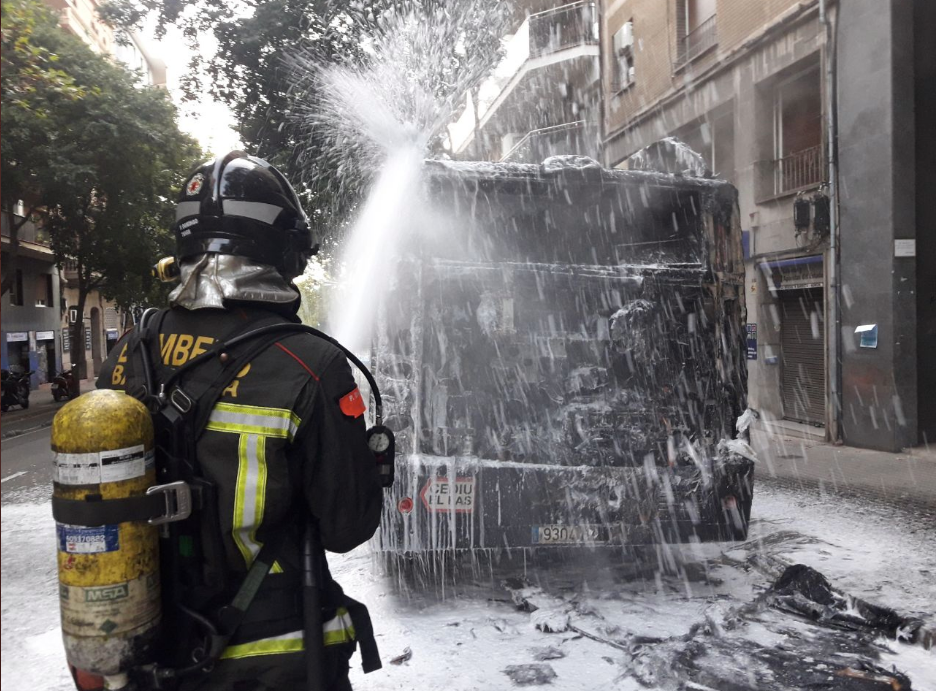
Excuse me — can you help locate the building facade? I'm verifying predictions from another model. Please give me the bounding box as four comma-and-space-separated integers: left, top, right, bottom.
1, 214, 63, 386
32, 0, 168, 380
447, 0, 602, 163
600, 0, 933, 451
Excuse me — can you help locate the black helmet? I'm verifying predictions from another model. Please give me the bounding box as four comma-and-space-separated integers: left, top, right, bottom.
174, 151, 317, 280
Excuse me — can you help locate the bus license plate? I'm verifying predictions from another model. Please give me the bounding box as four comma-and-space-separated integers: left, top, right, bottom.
533, 525, 604, 544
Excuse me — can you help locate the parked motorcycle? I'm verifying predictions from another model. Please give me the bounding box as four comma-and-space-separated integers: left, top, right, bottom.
51, 367, 80, 402
1, 368, 33, 412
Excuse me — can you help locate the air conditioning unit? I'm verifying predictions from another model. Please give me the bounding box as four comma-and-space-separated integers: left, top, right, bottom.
614, 21, 634, 54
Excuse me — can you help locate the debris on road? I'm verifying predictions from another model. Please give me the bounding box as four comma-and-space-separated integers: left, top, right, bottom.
503, 663, 557, 686
768, 564, 933, 650
531, 646, 565, 661
388, 646, 412, 665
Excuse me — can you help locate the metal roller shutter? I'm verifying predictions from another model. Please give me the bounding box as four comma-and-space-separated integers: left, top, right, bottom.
780, 291, 825, 425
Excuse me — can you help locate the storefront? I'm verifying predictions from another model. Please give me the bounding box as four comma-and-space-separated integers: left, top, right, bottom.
760, 255, 826, 426
35, 330, 57, 384
5, 332, 30, 373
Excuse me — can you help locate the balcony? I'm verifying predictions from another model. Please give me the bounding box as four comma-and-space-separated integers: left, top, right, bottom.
447, 2, 599, 156
773, 145, 825, 195
677, 14, 717, 66
1, 212, 55, 263
529, 2, 598, 58
755, 145, 825, 201
501, 121, 597, 163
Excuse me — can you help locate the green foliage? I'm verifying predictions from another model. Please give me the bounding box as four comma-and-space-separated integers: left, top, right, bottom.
1, 0, 202, 321
99, 0, 507, 237
0, 0, 86, 114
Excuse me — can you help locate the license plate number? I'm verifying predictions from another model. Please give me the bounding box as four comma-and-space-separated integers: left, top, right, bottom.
533, 525, 604, 544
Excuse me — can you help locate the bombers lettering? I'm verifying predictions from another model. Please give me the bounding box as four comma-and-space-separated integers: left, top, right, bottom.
111, 336, 251, 397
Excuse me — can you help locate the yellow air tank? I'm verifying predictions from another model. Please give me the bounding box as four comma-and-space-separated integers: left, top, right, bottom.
52, 389, 160, 685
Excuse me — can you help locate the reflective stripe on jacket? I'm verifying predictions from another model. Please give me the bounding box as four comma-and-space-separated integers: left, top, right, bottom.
220, 607, 356, 660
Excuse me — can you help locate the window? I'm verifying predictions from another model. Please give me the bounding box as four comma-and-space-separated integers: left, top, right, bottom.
10, 270, 24, 306
612, 21, 635, 91
672, 104, 735, 182
686, 0, 716, 33
34, 273, 53, 307
772, 66, 823, 194
677, 0, 718, 65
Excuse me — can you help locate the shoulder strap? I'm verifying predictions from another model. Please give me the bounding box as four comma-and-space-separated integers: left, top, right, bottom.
165, 320, 301, 440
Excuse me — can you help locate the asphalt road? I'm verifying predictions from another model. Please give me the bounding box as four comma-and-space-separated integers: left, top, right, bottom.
0, 425, 54, 494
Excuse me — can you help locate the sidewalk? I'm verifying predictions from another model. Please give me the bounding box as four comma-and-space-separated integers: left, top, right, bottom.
0, 379, 97, 439
750, 427, 936, 510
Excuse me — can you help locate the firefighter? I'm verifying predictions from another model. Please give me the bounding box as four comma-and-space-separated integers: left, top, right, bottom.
97, 151, 383, 690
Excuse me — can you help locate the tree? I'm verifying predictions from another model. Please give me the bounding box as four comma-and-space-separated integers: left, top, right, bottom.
0, 0, 85, 295
99, 0, 508, 235
1, 0, 201, 374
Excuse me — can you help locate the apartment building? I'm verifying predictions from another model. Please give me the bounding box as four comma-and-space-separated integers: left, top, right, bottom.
0, 213, 62, 385
447, 0, 602, 163
42, 0, 166, 379
601, 0, 934, 451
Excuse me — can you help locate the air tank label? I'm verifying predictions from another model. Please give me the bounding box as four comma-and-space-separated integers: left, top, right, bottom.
60, 572, 161, 638
58, 524, 119, 554
54, 445, 149, 485
100, 445, 147, 483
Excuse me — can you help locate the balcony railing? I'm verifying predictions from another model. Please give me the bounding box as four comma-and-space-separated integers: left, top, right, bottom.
0, 212, 50, 246
773, 145, 825, 195
529, 2, 598, 59
677, 14, 717, 65
501, 121, 594, 163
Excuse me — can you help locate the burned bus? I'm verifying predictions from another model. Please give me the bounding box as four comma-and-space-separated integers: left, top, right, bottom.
371, 153, 754, 554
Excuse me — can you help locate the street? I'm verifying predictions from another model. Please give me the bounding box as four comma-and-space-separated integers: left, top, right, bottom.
3, 424, 934, 690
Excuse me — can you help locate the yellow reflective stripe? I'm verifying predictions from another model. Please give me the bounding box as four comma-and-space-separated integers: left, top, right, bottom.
232, 434, 283, 571
220, 631, 304, 660
205, 420, 290, 438
232, 434, 256, 565
207, 402, 301, 441
323, 607, 356, 645
220, 610, 355, 660
215, 401, 302, 425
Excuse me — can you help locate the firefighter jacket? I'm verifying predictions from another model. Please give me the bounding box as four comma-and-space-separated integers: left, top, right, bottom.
97, 304, 383, 661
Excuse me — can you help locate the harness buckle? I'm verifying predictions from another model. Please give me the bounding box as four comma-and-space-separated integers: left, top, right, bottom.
147, 481, 193, 525
170, 387, 194, 413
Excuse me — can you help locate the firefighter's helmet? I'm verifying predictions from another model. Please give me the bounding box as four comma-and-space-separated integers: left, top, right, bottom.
174, 151, 316, 280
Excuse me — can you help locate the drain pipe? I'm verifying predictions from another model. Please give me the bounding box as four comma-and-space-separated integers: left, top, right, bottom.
820, 0, 842, 442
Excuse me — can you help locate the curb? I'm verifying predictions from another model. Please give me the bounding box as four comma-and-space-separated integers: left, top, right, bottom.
758, 474, 936, 515
1, 419, 54, 441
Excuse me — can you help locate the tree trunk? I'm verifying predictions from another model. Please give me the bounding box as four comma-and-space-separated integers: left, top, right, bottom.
470, 85, 481, 159
70, 263, 88, 380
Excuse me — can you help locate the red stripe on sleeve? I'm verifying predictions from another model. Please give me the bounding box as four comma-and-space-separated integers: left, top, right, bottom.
274, 342, 320, 381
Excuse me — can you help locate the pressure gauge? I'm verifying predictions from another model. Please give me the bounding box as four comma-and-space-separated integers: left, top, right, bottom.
366, 425, 396, 488
368, 429, 392, 453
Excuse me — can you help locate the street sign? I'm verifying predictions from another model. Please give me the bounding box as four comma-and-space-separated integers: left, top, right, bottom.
746, 324, 757, 360
419, 476, 476, 513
